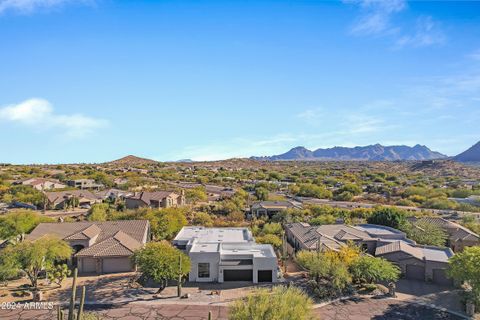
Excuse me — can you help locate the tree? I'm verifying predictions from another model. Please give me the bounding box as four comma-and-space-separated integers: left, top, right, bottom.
88, 203, 109, 221
448, 246, 480, 306
296, 183, 333, 199
47, 264, 71, 287
192, 212, 214, 227
367, 207, 407, 229
0, 210, 54, 240
0, 236, 72, 290
254, 187, 269, 201
401, 221, 447, 247
133, 241, 190, 293
256, 234, 282, 249
262, 223, 283, 236
310, 214, 336, 226
144, 208, 188, 240
350, 255, 400, 284
229, 286, 313, 320
185, 187, 208, 204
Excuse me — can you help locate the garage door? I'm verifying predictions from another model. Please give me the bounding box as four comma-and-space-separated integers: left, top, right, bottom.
80, 258, 97, 273
102, 258, 133, 273
432, 269, 453, 286
406, 265, 425, 281
224, 269, 253, 281
258, 270, 273, 282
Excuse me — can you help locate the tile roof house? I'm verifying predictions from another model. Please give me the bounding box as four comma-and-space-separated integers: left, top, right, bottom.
125, 191, 185, 209
95, 188, 133, 201
173, 227, 278, 284
286, 222, 454, 285
15, 178, 67, 191
45, 190, 101, 210
408, 217, 480, 252
27, 220, 150, 274
251, 200, 303, 218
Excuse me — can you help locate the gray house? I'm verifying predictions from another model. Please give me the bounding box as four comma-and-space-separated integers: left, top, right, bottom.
251, 200, 302, 218
285, 222, 454, 285
27, 220, 150, 275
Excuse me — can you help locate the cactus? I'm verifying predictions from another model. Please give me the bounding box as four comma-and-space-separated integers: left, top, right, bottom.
177, 254, 182, 297
56, 268, 88, 320
68, 268, 78, 320
208, 311, 212, 320
76, 286, 85, 320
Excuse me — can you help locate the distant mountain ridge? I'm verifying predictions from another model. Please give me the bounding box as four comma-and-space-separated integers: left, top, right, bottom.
251, 144, 447, 161
106, 155, 158, 165
454, 141, 480, 162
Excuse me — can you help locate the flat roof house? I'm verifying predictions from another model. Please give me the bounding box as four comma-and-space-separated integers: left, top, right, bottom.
125, 191, 185, 209
173, 227, 278, 284
285, 222, 454, 285
27, 220, 150, 275
67, 179, 104, 190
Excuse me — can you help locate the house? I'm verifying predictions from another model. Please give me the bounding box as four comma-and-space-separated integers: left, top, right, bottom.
95, 188, 133, 201
67, 179, 104, 190
173, 227, 278, 283
26, 220, 150, 274
408, 217, 480, 252
125, 191, 185, 209
15, 178, 67, 191
251, 200, 302, 218
285, 222, 454, 285
45, 190, 101, 210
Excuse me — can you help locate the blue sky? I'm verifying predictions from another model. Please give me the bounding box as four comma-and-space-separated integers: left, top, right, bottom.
0, 0, 479, 164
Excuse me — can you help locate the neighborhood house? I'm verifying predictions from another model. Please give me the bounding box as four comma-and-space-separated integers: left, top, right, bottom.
250, 200, 302, 218
45, 190, 101, 210
125, 191, 185, 209
173, 227, 278, 284
286, 222, 454, 285
27, 220, 150, 275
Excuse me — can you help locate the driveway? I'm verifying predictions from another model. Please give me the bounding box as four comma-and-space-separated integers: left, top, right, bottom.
314, 297, 467, 320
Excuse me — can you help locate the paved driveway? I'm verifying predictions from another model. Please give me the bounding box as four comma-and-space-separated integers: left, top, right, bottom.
315, 297, 466, 320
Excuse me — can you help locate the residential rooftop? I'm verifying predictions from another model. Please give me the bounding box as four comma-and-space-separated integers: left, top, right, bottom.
174, 226, 253, 243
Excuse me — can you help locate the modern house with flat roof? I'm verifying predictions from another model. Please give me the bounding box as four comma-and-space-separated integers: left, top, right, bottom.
250, 200, 302, 218
173, 227, 278, 283
285, 222, 454, 285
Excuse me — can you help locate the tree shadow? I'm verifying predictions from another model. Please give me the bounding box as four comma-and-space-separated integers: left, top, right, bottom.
371, 302, 465, 320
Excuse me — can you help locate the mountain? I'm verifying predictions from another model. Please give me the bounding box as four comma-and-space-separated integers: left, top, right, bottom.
251, 144, 447, 161
454, 141, 480, 162
106, 155, 158, 165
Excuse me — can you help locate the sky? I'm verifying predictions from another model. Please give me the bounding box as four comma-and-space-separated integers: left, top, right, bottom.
0, 0, 479, 164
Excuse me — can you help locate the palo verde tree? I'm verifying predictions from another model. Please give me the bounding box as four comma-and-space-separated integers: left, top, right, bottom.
448, 246, 480, 307
0, 236, 72, 290
133, 241, 190, 293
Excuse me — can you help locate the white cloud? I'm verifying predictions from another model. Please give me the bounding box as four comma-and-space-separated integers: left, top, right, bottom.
345, 0, 406, 36
394, 16, 445, 48
0, 98, 108, 138
344, 0, 445, 48
0, 0, 91, 14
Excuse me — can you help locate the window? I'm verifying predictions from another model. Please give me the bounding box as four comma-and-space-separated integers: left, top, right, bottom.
198, 263, 210, 278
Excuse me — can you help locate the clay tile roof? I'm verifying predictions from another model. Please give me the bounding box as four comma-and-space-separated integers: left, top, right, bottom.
375, 241, 424, 261
45, 190, 99, 204
66, 224, 102, 240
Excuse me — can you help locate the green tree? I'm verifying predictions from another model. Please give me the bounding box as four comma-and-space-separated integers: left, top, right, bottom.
229, 286, 313, 320
448, 246, 480, 306
133, 241, 190, 293
401, 221, 447, 247
192, 212, 214, 227
0, 236, 72, 290
185, 187, 208, 203
254, 187, 269, 201
296, 183, 333, 199
262, 223, 283, 236
350, 255, 400, 284
145, 208, 188, 240
256, 234, 282, 249
0, 210, 54, 240
88, 203, 109, 221
367, 207, 407, 229
310, 214, 336, 226
47, 264, 71, 287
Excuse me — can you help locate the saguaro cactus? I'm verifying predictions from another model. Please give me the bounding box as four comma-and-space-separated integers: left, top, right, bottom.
56, 268, 87, 320
177, 254, 182, 297
76, 286, 86, 320
208, 311, 212, 320
68, 268, 78, 320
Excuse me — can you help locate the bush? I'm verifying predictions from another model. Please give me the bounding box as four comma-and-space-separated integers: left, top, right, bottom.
229, 286, 313, 320
350, 255, 400, 284
367, 207, 407, 229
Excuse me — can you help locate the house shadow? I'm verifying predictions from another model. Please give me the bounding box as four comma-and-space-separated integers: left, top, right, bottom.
371, 302, 464, 320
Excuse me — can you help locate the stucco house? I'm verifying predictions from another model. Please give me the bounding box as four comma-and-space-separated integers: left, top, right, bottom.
285, 222, 454, 285
408, 217, 480, 252
125, 191, 185, 209
67, 179, 104, 190
250, 200, 302, 218
45, 190, 101, 210
173, 227, 278, 283
15, 178, 66, 191
95, 188, 133, 201
27, 220, 150, 274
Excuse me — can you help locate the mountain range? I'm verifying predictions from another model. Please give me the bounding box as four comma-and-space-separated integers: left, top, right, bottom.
251, 144, 448, 161
454, 141, 480, 162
